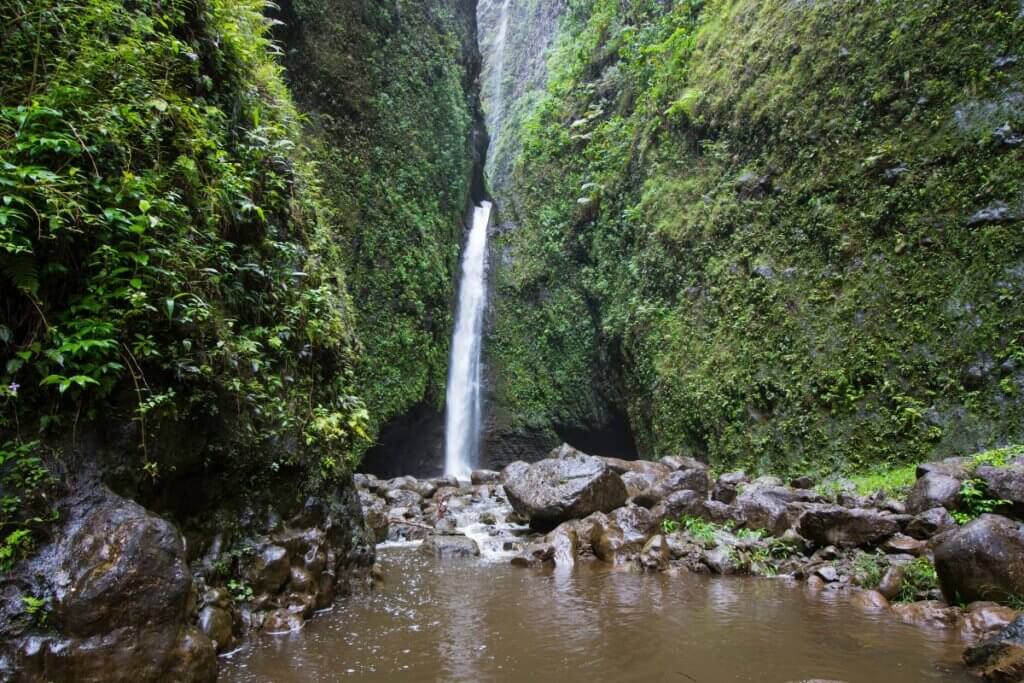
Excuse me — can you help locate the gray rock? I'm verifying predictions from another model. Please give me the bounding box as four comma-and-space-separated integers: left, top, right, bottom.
735, 485, 824, 536
197, 606, 233, 653
977, 464, 1024, 519
634, 468, 710, 507
968, 202, 1015, 226
470, 469, 502, 485
963, 616, 1024, 682
905, 472, 961, 514
418, 534, 480, 560
917, 457, 974, 480
798, 505, 900, 548
905, 507, 957, 540
503, 452, 628, 530
934, 515, 1024, 604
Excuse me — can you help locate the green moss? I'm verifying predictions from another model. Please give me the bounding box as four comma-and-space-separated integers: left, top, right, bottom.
490, 0, 1024, 473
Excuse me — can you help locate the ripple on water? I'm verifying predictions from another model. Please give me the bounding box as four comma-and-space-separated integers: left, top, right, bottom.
221, 546, 974, 682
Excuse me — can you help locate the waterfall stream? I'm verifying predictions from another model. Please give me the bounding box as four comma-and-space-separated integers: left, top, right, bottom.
444, 201, 493, 479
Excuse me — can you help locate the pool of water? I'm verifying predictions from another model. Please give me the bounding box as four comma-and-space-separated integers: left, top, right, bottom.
220, 547, 973, 683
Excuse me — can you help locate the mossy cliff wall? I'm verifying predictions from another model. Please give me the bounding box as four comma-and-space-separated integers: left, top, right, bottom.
487, 0, 1024, 475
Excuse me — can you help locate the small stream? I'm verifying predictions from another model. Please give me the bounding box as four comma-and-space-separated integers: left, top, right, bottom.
221, 546, 972, 683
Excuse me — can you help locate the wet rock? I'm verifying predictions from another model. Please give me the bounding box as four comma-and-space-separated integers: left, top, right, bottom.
815, 566, 840, 583
892, 601, 960, 630
964, 616, 1024, 682
363, 498, 389, 543
503, 452, 628, 531
418, 534, 481, 560
640, 535, 670, 571
263, 608, 305, 634
736, 486, 824, 536
798, 505, 900, 548
384, 488, 424, 508
471, 469, 502, 485
994, 123, 1023, 148
878, 565, 906, 601
704, 547, 739, 575
650, 490, 706, 521
905, 507, 957, 540
977, 464, 1024, 519
917, 457, 974, 480
712, 471, 748, 504
592, 505, 657, 564
288, 565, 315, 594
701, 500, 739, 525
935, 515, 1024, 604
791, 476, 816, 490
434, 517, 459, 535
546, 523, 580, 568
603, 458, 672, 479
246, 545, 290, 595
622, 470, 655, 497
353, 473, 379, 490
635, 468, 710, 507
431, 475, 460, 489
960, 603, 1020, 642
660, 455, 710, 473
197, 606, 233, 653
850, 589, 890, 611
511, 542, 554, 567
905, 472, 962, 514
882, 533, 928, 557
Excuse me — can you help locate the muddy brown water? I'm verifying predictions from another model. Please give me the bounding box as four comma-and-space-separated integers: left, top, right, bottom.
220, 546, 974, 683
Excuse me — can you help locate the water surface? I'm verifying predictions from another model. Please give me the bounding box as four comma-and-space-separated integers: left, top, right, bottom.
221, 547, 972, 683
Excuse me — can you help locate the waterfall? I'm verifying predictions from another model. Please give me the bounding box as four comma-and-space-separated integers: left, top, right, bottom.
444, 201, 493, 479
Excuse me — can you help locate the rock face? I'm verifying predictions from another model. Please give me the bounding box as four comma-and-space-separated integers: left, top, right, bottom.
797, 505, 900, 548
735, 485, 823, 536
503, 452, 628, 530
905, 507, 957, 540
934, 515, 1024, 604
1, 485, 217, 682
964, 616, 1024, 683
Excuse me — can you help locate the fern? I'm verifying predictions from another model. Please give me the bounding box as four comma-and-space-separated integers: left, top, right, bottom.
0, 251, 38, 295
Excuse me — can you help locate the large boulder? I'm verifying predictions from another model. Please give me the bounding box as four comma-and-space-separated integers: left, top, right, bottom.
591, 505, 657, 564
503, 454, 627, 530
917, 457, 974, 480
905, 472, 961, 514
634, 469, 711, 507
735, 485, 824, 536
650, 490, 706, 521
797, 505, 901, 548
418, 534, 480, 560
977, 464, 1024, 519
905, 507, 958, 540
934, 515, 1024, 604
964, 616, 1024, 683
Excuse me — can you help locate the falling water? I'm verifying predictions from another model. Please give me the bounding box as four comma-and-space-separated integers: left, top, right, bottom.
444, 202, 493, 479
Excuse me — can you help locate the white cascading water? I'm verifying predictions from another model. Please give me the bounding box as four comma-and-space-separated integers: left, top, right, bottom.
444, 201, 493, 479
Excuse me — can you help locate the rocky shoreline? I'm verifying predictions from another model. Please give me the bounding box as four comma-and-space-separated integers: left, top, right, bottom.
356, 445, 1024, 682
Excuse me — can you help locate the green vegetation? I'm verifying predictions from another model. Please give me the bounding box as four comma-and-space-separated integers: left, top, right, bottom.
852, 550, 888, 590
489, 0, 1024, 474
1, 0, 373, 502
278, 0, 483, 437
897, 557, 940, 603
953, 479, 1012, 525
0, 440, 56, 570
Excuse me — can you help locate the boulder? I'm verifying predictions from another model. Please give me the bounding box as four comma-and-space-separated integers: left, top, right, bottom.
503, 454, 627, 530
650, 490, 705, 521
704, 547, 740, 575
736, 485, 824, 536
246, 545, 290, 595
592, 505, 657, 564
905, 472, 961, 514
934, 515, 1024, 604
640, 535, 670, 572
878, 565, 906, 601
196, 606, 233, 653
470, 469, 502, 485
384, 488, 424, 508
712, 471, 748, 504
546, 523, 580, 568
798, 505, 901, 548
905, 507, 958, 540
621, 470, 655, 497
960, 603, 1020, 642
660, 455, 710, 472
602, 457, 672, 479
964, 616, 1024, 682
634, 468, 710, 507
892, 600, 960, 630
917, 457, 974, 481
977, 464, 1024, 519
850, 590, 890, 611
881, 533, 928, 556
418, 534, 480, 560
363, 498, 389, 543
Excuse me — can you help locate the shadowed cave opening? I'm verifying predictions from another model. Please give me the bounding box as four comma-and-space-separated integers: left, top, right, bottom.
555, 407, 639, 461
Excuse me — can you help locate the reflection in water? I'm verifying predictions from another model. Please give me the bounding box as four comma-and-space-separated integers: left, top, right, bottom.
221, 548, 973, 683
